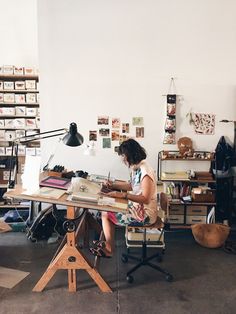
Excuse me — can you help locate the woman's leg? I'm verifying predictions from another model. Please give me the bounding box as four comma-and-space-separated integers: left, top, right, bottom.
101, 212, 115, 255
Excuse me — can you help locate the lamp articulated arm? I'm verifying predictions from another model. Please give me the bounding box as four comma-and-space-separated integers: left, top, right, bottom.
8, 122, 84, 189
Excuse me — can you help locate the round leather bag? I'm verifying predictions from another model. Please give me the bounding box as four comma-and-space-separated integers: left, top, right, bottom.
191, 223, 230, 248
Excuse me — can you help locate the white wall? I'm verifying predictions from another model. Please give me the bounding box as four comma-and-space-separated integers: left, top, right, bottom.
37, 0, 236, 179
0, 0, 38, 66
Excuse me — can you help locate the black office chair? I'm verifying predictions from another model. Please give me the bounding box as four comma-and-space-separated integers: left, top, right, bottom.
121, 192, 173, 283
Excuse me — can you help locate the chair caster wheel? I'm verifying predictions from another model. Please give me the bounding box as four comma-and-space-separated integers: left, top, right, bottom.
127, 275, 134, 283
166, 274, 173, 282
121, 255, 128, 263
157, 255, 162, 263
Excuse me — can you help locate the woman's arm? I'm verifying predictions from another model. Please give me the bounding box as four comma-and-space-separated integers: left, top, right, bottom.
107, 175, 154, 204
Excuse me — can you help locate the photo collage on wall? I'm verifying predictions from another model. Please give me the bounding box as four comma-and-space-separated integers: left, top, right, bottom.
163, 94, 176, 144
89, 116, 144, 152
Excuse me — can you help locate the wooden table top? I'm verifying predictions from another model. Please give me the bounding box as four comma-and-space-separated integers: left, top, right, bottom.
4, 185, 128, 214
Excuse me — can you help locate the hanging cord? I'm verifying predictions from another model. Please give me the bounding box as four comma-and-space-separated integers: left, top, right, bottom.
168, 77, 177, 94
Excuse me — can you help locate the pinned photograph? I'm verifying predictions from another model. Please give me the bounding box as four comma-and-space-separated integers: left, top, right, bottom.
132, 117, 144, 126
136, 127, 144, 138
103, 138, 111, 148
89, 130, 97, 141
112, 118, 120, 128
98, 115, 109, 125
99, 128, 110, 136
122, 123, 129, 133
114, 146, 120, 153
112, 130, 119, 141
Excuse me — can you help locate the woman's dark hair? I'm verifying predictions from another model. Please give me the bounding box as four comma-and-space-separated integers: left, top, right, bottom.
118, 139, 147, 166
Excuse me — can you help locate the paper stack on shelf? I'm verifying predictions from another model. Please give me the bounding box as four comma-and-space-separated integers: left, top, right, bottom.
161, 171, 189, 180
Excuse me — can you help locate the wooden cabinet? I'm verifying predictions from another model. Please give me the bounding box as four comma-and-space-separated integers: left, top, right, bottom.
158, 150, 216, 228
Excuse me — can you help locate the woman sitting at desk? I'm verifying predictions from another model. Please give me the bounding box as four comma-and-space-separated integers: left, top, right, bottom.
90, 138, 158, 258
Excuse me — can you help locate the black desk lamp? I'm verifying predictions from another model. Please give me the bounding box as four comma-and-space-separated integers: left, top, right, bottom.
8, 122, 83, 188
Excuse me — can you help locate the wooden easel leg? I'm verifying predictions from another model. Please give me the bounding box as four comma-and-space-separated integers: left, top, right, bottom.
87, 268, 112, 293
68, 269, 77, 292
33, 268, 57, 292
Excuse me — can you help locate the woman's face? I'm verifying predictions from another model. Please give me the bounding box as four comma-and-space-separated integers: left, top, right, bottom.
120, 154, 129, 166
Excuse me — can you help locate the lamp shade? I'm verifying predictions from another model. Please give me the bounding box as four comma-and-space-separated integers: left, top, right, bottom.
62, 122, 84, 147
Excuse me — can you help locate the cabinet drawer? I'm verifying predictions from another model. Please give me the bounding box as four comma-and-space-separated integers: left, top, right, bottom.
187, 205, 208, 216
169, 215, 184, 224
186, 215, 207, 224
169, 204, 184, 215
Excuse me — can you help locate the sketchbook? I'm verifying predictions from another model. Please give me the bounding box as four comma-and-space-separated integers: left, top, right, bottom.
67, 192, 99, 203
29, 187, 66, 199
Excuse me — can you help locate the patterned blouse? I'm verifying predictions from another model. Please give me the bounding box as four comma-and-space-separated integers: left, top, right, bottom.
108, 160, 158, 226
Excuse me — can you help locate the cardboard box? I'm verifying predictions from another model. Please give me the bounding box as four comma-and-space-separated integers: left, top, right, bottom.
26, 118, 36, 128
0, 147, 5, 155
25, 80, 36, 90
15, 81, 25, 90
4, 81, 14, 90
0, 107, 15, 115
3, 93, 15, 103
191, 188, 215, 203
0, 119, 5, 127
15, 106, 26, 115
24, 67, 35, 75
3, 65, 14, 75
5, 131, 16, 141
15, 94, 25, 103
26, 93, 36, 103
14, 66, 24, 75
0, 169, 10, 183
26, 107, 37, 116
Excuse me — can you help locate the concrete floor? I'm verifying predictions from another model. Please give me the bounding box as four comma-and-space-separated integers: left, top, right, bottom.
0, 228, 236, 314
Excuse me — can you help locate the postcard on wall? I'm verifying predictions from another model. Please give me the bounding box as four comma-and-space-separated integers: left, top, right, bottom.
193, 113, 215, 135
99, 128, 110, 136
119, 134, 128, 144
132, 117, 143, 126
98, 115, 109, 125
112, 118, 120, 128
103, 138, 111, 148
112, 130, 119, 141
136, 127, 144, 138
122, 123, 129, 133
89, 130, 97, 141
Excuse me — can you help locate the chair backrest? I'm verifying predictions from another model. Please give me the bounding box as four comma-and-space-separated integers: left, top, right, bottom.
159, 192, 169, 218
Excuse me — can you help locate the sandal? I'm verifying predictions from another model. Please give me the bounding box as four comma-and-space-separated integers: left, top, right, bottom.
92, 240, 106, 249
89, 247, 112, 258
